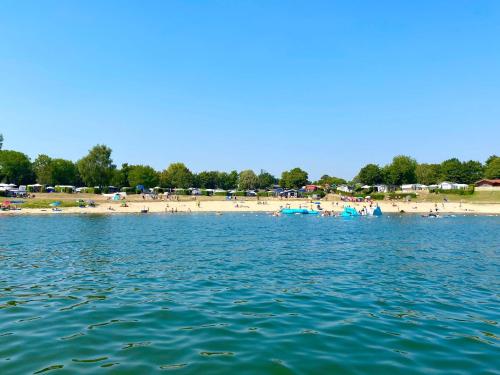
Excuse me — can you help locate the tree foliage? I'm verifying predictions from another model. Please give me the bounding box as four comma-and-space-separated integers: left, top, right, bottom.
217, 170, 238, 190
437, 158, 484, 184
77, 145, 115, 187
196, 171, 219, 189
128, 165, 159, 188
257, 170, 276, 189
439, 158, 464, 182
0, 133, 3, 150
160, 162, 193, 188
33, 155, 79, 186
111, 163, 131, 187
52, 159, 79, 185
385, 155, 417, 185
415, 163, 440, 185
486, 155, 498, 167
356, 164, 383, 185
484, 157, 500, 179
280, 168, 309, 189
315, 174, 346, 187
238, 170, 258, 190
0, 150, 33, 184
460, 160, 484, 184
33, 154, 54, 185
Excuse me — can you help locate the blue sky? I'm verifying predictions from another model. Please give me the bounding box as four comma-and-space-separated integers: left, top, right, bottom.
1, 1, 499, 180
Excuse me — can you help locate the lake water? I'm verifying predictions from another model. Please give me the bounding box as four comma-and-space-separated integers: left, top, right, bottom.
0, 214, 499, 374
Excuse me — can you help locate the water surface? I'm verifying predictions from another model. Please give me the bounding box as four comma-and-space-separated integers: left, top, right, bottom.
0, 214, 499, 374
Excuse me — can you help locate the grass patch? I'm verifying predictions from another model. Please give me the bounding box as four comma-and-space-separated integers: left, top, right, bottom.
416, 191, 500, 203
20, 200, 82, 209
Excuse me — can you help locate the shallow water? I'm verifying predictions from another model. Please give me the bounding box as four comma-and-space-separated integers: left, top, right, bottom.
0, 214, 499, 374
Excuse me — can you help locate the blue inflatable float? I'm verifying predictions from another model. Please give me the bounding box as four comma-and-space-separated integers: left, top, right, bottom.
340, 207, 359, 217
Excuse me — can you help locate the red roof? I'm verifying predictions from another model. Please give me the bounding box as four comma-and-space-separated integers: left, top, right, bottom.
475, 179, 500, 186
305, 184, 320, 191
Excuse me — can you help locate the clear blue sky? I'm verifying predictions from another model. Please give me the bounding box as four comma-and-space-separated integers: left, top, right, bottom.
1, 1, 499, 180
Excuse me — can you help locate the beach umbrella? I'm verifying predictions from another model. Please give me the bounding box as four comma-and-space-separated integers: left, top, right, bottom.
50, 201, 61, 207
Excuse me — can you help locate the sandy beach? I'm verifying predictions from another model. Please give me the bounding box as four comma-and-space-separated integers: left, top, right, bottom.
2, 198, 500, 215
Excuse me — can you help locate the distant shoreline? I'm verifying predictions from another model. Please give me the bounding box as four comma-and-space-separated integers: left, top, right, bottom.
2, 199, 500, 216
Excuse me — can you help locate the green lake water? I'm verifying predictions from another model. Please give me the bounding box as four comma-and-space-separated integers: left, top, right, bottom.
0, 214, 499, 374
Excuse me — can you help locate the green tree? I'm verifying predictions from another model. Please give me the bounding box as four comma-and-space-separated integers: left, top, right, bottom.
415, 163, 440, 185
485, 155, 498, 167
315, 175, 346, 188
0, 150, 33, 184
160, 162, 193, 188
51, 158, 78, 185
460, 160, 483, 184
484, 157, 500, 179
196, 171, 219, 189
356, 164, 383, 185
111, 163, 131, 187
385, 155, 417, 185
257, 170, 276, 189
439, 158, 464, 182
238, 170, 258, 190
217, 170, 238, 190
128, 165, 159, 188
33, 154, 54, 185
77, 145, 115, 187
280, 167, 309, 189
0, 133, 3, 150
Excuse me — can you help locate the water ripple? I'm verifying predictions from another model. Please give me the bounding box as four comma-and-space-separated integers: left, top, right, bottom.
0, 214, 498, 374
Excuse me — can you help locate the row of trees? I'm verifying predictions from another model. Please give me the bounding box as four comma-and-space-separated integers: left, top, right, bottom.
1, 138, 499, 190
0, 144, 321, 189
355, 155, 500, 186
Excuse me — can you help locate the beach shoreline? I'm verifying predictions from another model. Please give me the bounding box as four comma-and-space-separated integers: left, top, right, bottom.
2, 199, 500, 216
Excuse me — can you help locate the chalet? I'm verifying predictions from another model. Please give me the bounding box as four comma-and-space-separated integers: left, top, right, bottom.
337, 185, 352, 193
305, 184, 320, 192
475, 179, 500, 191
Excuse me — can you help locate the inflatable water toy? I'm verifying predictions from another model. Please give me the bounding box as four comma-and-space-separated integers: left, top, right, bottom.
340, 207, 359, 217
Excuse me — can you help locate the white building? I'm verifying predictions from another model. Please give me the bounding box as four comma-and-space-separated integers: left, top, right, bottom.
337, 185, 353, 193
401, 184, 428, 192
439, 182, 454, 190
401, 184, 415, 192
374, 184, 388, 193
438, 182, 468, 190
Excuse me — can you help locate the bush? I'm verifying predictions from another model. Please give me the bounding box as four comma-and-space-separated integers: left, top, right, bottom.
232, 191, 246, 197
370, 193, 385, 200
200, 190, 210, 196
257, 191, 270, 197
214, 191, 228, 196
431, 188, 474, 196
0, 190, 6, 197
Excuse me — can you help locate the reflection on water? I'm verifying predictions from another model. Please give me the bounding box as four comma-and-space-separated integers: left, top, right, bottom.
0, 214, 499, 374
